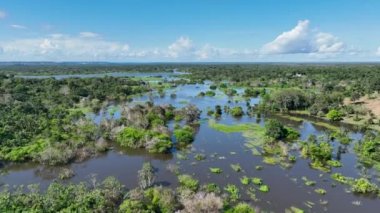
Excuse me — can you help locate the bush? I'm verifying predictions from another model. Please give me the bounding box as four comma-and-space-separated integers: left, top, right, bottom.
181, 192, 223, 213
224, 184, 240, 202
138, 162, 156, 189
226, 203, 255, 213
116, 127, 145, 148
230, 106, 244, 117
351, 178, 378, 194
174, 126, 194, 145
178, 174, 199, 191
326, 109, 344, 121
264, 119, 288, 140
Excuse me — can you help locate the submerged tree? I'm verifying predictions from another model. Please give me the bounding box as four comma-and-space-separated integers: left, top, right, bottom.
138, 162, 156, 189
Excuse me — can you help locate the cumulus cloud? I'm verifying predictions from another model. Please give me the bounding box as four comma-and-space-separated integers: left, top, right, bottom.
10, 24, 27, 30
0, 34, 130, 61
262, 20, 345, 55
0, 10, 6, 19
376, 47, 380, 56
167, 36, 194, 58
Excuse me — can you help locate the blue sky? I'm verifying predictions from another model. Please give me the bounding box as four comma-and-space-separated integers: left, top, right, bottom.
0, 0, 379, 62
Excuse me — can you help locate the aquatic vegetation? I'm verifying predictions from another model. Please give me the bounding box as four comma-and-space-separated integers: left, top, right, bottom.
58, 168, 75, 180
202, 183, 221, 194
230, 106, 244, 117
194, 153, 206, 161
314, 188, 327, 195
138, 162, 156, 189
302, 176, 316, 186
116, 127, 172, 153
0, 177, 124, 212
231, 163, 242, 172
174, 125, 195, 145
252, 177, 263, 185
255, 165, 263, 170
351, 178, 378, 194
300, 140, 333, 171
258, 185, 270, 192
209, 167, 223, 174
326, 109, 345, 121
327, 160, 342, 167
240, 176, 250, 185
208, 119, 261, 133
354, 135, 380, 170
178, 174, 199, 191
225, 202, 256, 213
286, 206, 305, 213
331, 173, 350, 184
224, 184, 240, 202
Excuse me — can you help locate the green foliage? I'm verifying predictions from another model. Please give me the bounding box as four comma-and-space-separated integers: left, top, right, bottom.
209, 167, 223, 174
174, 125, 194, 145
258, 185, 270, 192
178, 174, 199, 191
326, 109, 344, 121
203, 183, 221, 194
0, 177, 124, 212
265, 119, 288, 140
252, 177, 262, 185
225, 203, 255, 213
230, 106, 244, 117
230, 163, 242, 172
300, 140, 333, 170
224, 184, 240, 202
240, 176, 250, 185
351, 178, 378, 194
116, 127, 172, 153
314, 188, 327, 195
205, 90, 216, 97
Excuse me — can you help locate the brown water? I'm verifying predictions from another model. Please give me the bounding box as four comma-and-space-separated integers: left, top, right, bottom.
1, 80, 379, 212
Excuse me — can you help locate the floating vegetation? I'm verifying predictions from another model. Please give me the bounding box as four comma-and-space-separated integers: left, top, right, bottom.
285, 206, 305, 213
230, 163, 242, 172
314, 188, 327, 195
224, 184, 240, 202
209, 167, 223, 174
240, 176, 250, 185
252, 177, 263, 185
259, 185, 270, 192
327, 160, 342, 167
302, 176, 316, 186
194, 153, 206, 161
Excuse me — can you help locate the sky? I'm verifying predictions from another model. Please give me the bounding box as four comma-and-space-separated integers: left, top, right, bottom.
0, 0, 380, 62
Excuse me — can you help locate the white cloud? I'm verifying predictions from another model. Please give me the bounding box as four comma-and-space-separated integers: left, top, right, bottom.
262, 20, 311, 54
0, 34, 131, 61
0, 10, 6, 19
262, 20, 345, 55
10, 24, 27, 30
167, 36, 194, 58
79, 32, 100, 38
376, 47, 380, 56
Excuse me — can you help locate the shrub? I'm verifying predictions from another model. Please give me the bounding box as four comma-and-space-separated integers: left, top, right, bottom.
224, 184, 240, 202
138, 162, 156, 189
230, 106, 244, 117
259, 185, 270, 192
209, 167, 223, 174
351, 178, 378, 194
116, 127, 145, 148
174, 126, 194, 145
265, 119, 288, 140
181, 192, 223, 213
226, 203, 255, 213
178, 174, 199, 191
326, 109, 344, 121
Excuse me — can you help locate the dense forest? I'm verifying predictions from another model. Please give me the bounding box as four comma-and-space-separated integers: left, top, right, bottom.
1, 63, 380, 212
